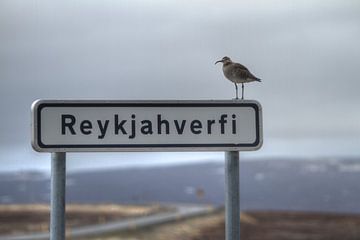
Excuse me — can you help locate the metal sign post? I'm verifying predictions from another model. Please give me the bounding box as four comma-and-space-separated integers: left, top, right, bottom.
31, 99, 262, 240
50, 152, 66, 240
225, 151, 240, 240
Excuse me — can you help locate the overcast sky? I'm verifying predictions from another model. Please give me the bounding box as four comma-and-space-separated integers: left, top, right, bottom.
1, 0, 360, 171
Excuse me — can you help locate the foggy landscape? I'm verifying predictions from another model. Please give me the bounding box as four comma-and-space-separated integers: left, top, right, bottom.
1, 1, 360, 239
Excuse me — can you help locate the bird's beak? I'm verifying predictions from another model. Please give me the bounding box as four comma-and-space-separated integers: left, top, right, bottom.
215, 60, 223, 65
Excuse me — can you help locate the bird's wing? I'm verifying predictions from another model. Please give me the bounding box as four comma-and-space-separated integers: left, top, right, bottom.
232, 64, 250, 79
233, 63, 261, 81
233, 63, 249, 71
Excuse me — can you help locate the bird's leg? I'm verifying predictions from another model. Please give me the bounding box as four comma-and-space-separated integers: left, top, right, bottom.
241, 83, 244, 100
234, 83, 238, 99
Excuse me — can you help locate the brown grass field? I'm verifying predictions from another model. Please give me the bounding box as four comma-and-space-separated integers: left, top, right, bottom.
82, 210, 360, 240
0, 204, 169, 236
3, 204, 360, 240
192, 211, 360, 240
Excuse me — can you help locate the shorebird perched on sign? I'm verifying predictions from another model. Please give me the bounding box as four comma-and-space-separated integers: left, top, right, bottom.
215, 56, 261, 100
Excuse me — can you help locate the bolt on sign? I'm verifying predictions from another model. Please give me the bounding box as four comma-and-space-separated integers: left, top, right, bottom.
31, 100, 263, 152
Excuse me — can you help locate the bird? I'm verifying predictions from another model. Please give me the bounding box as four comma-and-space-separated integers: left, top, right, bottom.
215, 56, 261, 100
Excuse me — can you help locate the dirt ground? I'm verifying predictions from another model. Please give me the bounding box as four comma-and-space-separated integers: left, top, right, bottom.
0, 204, 169, 235
193, 211, 360, 240
84, 211, 360, 240
4, 205, 360, 240
80, 211, 224, 240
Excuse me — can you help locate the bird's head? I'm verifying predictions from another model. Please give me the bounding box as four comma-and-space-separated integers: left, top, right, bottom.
215, 56, 232, 65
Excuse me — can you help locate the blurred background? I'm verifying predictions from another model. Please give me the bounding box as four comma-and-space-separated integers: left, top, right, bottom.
1, 0, 360, 239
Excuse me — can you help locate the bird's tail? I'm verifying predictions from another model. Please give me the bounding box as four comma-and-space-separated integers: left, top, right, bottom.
249, 72, 261, 82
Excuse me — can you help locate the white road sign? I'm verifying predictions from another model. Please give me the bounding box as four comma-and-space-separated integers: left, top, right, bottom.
31, 100, 263, 152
